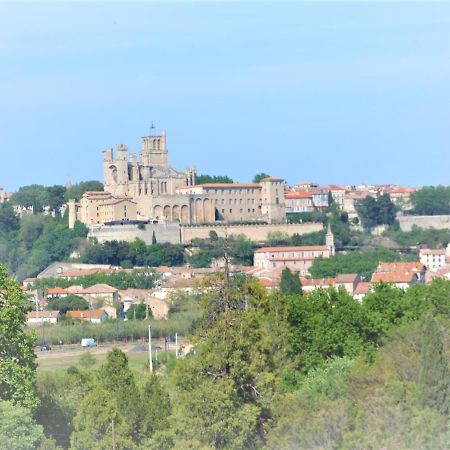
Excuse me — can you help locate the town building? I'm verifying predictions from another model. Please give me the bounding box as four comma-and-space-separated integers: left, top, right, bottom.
253, 226, 335, 274
419, 245, 450, 271
26, 310, 61, 325
67, 309, 109, 323
371, 261, 426, 289
69, 130, 286, 227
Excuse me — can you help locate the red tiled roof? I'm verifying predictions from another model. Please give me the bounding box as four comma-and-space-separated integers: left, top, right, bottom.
285, 192, 313, 199
371, 271, 417, 283
335, 273, 359, 284
27, 310, 61, 319
300, 277, 335, 287
255, 246, 328, 253
377, 262, 425, 273
354, 282, 371, 295
67, 309, 108, 319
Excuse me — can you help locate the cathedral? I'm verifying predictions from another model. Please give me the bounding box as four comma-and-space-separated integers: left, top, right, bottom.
70, 131, 286, 227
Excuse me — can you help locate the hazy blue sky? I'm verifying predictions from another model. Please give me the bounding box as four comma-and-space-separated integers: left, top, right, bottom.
1, 2, 449, 191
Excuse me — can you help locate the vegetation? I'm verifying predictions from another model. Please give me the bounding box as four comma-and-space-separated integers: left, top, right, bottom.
127, 301, 153, 320
81, 238, 185, 267
252, 173, 270, 183
287, 210, 327, 224
384, 224, 450, 248
356, 194, 397, 229
0, 266, 37, 409
410, 185, 450, 215
46, 295, 89, 313
280, 267, 302, 295
188, 234, 254, 267
33, 269, 157, 291
0, 206, 88, 280
309, 247, 416, 280
195, 174, 234, 184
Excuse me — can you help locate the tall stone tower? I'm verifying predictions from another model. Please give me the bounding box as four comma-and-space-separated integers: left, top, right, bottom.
141, 129, 168, 167
326, 223, 335, 256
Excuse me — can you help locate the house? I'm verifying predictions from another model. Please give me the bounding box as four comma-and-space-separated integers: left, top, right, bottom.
27, 310, 61, 325
67, 309, 109, 323
327, 185, 347, 209
375, 262, 426, 283
254, 226, 334, 275
119, 289, 169, 319
46, 284, 118, 305
419, 245, 450, 271
334, 273, 361, 295
300, 277, 336, 293
353, 282, 372, 302
285, 191, 314, 214
371, 271, 420, 290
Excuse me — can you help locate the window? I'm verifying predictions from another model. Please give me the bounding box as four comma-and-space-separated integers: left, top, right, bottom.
229, 209, 233, 213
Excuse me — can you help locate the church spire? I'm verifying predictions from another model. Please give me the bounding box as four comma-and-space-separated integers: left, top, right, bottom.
326, 223, 335, 256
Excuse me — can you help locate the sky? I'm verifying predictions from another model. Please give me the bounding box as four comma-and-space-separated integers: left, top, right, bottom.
0, 2, 449, 191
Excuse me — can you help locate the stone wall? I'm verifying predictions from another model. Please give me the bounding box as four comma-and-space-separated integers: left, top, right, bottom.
398, 215, 450, 231
180, 222, 323, 244
88, 222, 181, 245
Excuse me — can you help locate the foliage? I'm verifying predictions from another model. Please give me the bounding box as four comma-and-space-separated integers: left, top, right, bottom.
10, 184, 63, 213
0, 214, 88, 281
0, 400, 45, 450
34, 269, 156, 291
0, 266, 37, 408
79, 351, 97, 369
288, 288, 378, 372
356, 194, 397, 229
253, 173, 270, 183
126, 301, 152, 320
82, 238, 185, 267
0, 202, 20, 236
279, 268, 302, 295
384, 224, 450, 248
418, 315, 450, 414
287, 211, 327, 224
64, 181, 103, 202
47, 295, 88, 314
309, 247, 416, 280
195, 174, 234, 184
188, 234, 254, 268
410, 185, 450, 215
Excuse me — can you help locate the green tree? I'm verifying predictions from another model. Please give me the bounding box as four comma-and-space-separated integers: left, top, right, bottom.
0, 400, 44, 450
47, 294, 88, 314
126, 301, 151, 320
253, 173, 270, 183
70, 387, 134, 450
418, 315, 450, 414
0, 203, 20, 236
356, 194, 396, 229
65, 181, 103, 202
0, 266, 37, 408
152, 230, 157, 245
280, 267, 302, 295
79, 351, 97, 369
196, 174, 234, 184
410, 186, 450, 216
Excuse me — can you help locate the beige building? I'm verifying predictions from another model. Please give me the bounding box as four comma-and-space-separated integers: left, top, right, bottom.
69, 130, 286, 227
254, 226, 335, 275
419, 245, 450, 271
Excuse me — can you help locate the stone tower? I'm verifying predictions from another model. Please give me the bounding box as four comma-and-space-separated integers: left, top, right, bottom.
141, 129, 168, 167
326, 223, 335, 256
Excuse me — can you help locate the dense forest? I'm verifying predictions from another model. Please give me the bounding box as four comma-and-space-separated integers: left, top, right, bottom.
2, 265, 450, 449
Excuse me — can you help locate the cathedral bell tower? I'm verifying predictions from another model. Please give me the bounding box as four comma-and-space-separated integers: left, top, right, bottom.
140, 129, 168, 167
326, 223, 335, 256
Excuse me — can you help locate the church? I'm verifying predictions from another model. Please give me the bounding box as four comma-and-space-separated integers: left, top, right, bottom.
69, 130, 286, 227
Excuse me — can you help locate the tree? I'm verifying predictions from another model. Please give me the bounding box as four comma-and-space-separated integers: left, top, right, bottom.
280, 268, 302, 295
65, 181, 103, 202
0, 265, 37, 408
47, 294, 88, 314
0, 203, 20, 236
410, 186, 450, 216
253, 173, 270, 183
356, 195, 396, 229
126, 301, 151, 320
79, 351, 97, 369
196, 174, 234, 184
0, 400, 44, 450
418, 315, 449, 414
152, 231, 157, 245
70, 387, 134, 450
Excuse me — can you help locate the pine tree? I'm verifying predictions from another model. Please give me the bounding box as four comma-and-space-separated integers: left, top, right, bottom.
280, 268, 302, 295
152, 231, 157, 245
418, 315, 450, 414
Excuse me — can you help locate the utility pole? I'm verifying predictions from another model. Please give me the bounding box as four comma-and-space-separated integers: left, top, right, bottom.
148, 325, 153, 372
175, 332, 178, 359
223, 226, 230, 313
111, 419, 116, 450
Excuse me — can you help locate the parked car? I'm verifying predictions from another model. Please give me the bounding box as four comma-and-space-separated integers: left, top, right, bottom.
81, 338, 97, 348
40, 343, 51, 351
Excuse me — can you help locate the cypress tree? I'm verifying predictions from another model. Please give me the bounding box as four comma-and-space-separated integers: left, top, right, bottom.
280, 268, 303, 295
418, 314, 450, 414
